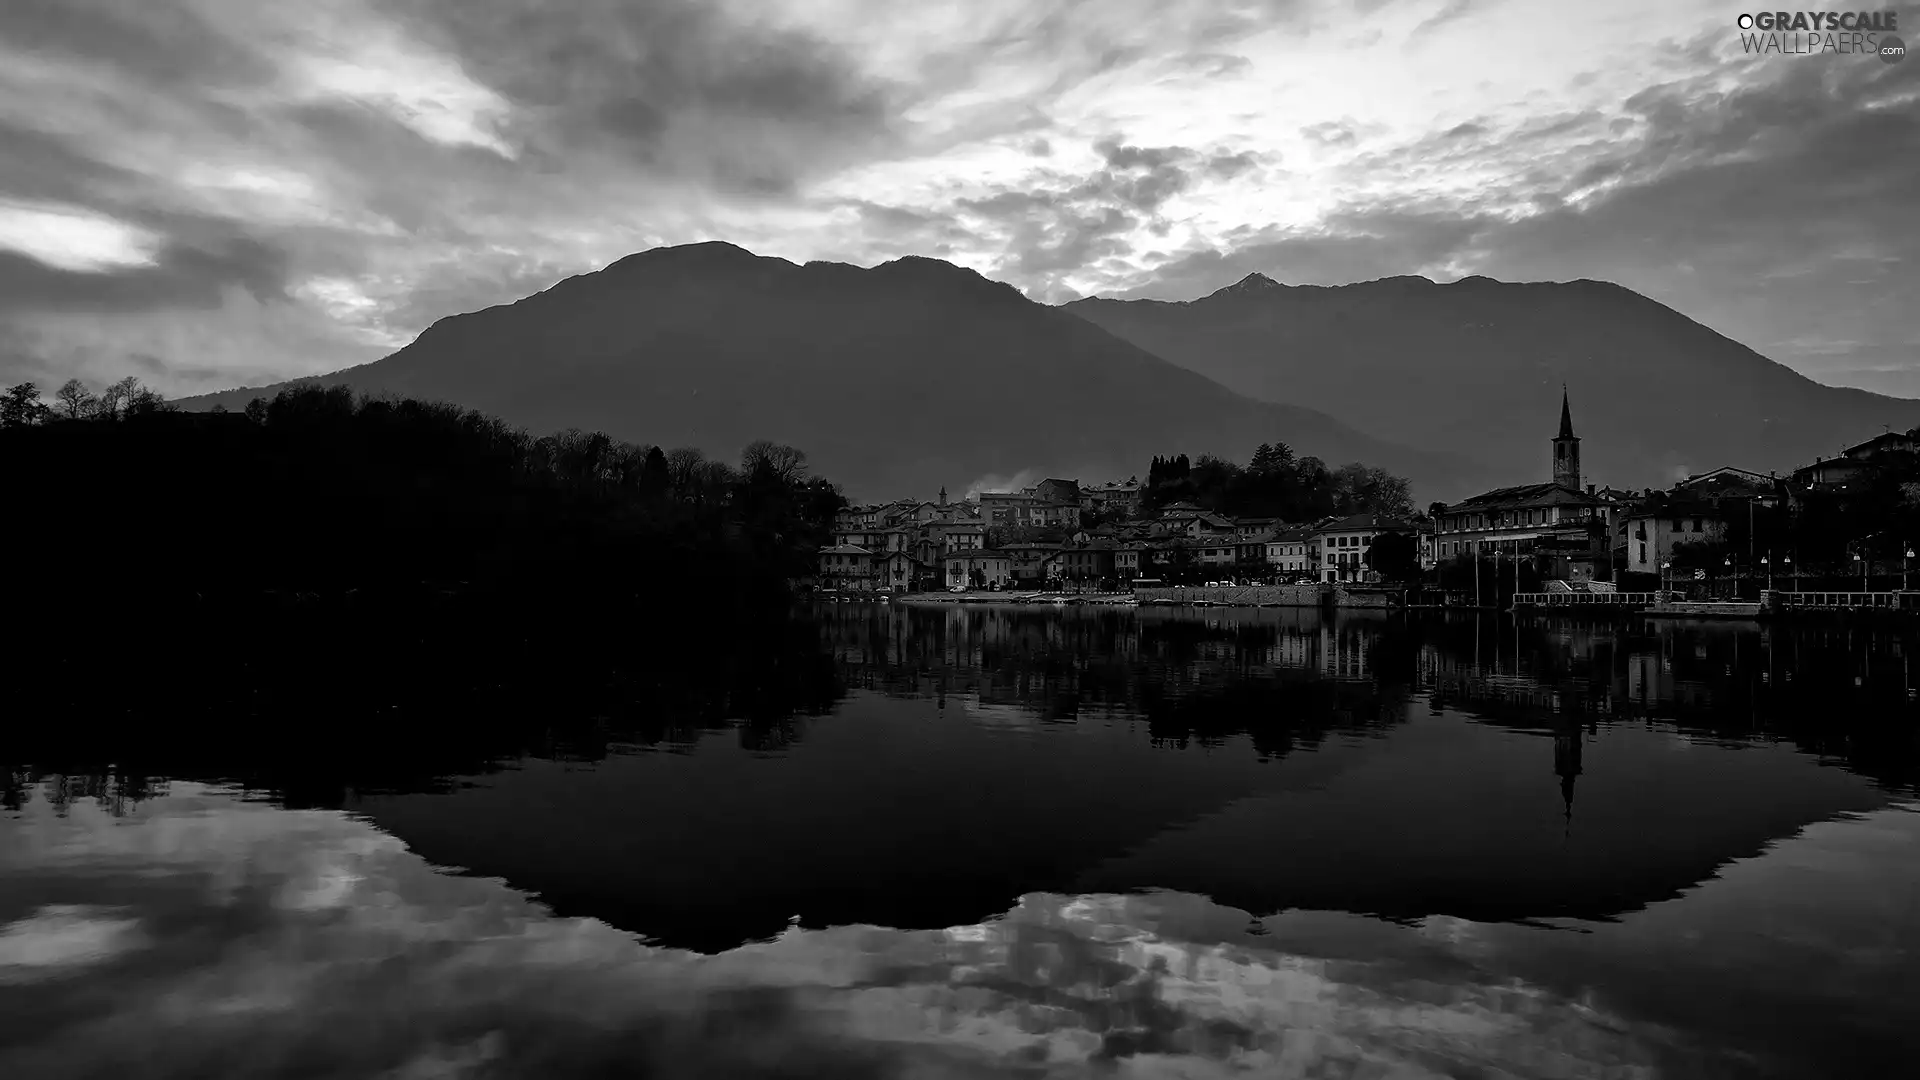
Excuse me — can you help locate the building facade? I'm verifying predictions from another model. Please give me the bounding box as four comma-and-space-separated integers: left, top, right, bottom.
1431, 390, 1612, 581
944, 550, 1013, 589
1313, 513, 1413, 583
818, 544, 878, 591
1265, 528, 1317, 575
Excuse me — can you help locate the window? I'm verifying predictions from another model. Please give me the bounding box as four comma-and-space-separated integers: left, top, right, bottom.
1638, 542, 1646, 564
1692, 517, 1703, 533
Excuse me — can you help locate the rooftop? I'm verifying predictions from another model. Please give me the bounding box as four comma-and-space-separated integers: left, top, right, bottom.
1446, 482, 1601, 509
1315, 512, 1416, 533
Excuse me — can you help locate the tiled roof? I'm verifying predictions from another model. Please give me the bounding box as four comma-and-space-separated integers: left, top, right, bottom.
819, 544, 873, 555
1447, 482, 1599, 509
1840, 429, 1920, 458
1314, 512, 1415, 534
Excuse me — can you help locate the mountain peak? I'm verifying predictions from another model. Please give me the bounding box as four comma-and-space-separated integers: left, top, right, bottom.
1223, 271, 1282, 294
871, 255, 1025, 302
599, 241, 780, 279
874, 255, 985, 279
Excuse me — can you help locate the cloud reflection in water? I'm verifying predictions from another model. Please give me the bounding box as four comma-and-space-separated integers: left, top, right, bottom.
0, 780, 1685, 1079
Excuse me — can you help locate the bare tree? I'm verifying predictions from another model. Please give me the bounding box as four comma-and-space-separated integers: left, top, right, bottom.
664, 446, 707, 494
125, 384, 168, 417
54, 379, 96, 420
740, 440, 809, 485
94, 376, 135, 420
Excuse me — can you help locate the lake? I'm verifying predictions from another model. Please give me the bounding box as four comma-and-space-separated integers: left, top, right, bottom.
3, 604, 1917, 1078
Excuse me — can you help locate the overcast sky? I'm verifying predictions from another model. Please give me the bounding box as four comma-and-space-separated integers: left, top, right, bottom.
2, 0, 1915, 398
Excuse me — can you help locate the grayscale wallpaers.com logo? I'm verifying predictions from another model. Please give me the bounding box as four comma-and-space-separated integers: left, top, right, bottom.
1736, 10, 1906, 60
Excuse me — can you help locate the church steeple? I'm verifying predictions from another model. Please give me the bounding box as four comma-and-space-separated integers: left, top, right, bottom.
1553, 724, 1583, 836
1552, 385, 1581, 490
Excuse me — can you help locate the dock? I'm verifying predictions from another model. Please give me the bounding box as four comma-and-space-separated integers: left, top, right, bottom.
1514, 589, 1919, 619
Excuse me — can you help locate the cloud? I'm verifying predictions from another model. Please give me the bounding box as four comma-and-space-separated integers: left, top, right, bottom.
965, 469, 1042, 498
0, 226, 289, 314
0, 0, 1913, 398
0, 201, 161, 273
1114, 45, 1920, 391
388, 0, 904, 193
1301, 120, 1362, 148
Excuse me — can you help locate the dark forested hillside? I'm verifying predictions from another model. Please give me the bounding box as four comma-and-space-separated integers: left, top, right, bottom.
4, 385, 842, 609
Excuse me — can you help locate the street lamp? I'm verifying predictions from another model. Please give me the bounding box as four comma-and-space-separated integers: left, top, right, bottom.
1783, 553, 1794, 592
1761, 552, 1771, 592
1661, 559, 1671, 600
1723, 555, 1732, 599
1906, 545, 1914, 592
1855, 549, 1866, 592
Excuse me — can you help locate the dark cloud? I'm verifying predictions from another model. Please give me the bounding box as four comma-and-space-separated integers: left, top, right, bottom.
0, 122, 145, 205
1205, 151, 1264, 179
391, 0, 903, 192
0, 0, 273, 91
0, 234, 290, 316
1301, 121, 1360, 148
1172, 52, 1254, 78
1121, 55, 1920, 391
1095, 139, 1182, 170
1410, 0, 1485, 38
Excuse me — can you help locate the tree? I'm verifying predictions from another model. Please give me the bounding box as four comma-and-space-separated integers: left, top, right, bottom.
97, 376, 147, 421
1, 383, 47, 428
1249, 442, 1295, 475
55, 379, 97, 421
639, 446, 669, 497
125, 385, 169, 417
740, 441, 808, 485
1365, 532, 1420, 582
1331, 463, 1414, 518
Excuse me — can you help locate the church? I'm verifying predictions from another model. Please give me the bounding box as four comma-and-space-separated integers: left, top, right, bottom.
1429, 390, 1615, 581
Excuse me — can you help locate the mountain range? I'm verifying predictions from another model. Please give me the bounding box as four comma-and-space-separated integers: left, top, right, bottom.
182, 242, 1920, 505
1065, 273, 1920, 491
184, 243, 1480, 503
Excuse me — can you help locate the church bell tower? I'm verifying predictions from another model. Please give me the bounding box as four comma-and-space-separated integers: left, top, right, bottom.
1552, 387, 1581, 491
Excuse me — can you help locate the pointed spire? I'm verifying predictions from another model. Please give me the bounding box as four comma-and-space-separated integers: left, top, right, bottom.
1557, 384, 1576, 439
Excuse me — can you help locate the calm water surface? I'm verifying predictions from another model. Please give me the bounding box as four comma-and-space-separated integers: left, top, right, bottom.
4, 605, 1917, 1078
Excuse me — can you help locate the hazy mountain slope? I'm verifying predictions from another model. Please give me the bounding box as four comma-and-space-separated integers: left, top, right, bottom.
184, 243, 1485, 502
1065, 274, 1920, 490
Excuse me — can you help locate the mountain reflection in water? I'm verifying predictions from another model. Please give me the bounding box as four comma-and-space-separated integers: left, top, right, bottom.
3, 605, 1918, 1077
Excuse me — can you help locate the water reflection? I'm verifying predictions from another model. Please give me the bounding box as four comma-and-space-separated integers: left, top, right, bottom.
5, 606, 1919, 1076
3, 780, 1915, 1078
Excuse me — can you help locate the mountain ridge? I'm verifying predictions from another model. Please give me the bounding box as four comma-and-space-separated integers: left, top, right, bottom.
180, 243, 1485, 503
1065, 274, 1920, 490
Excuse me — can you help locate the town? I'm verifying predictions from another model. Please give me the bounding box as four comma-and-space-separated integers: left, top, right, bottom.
816, 392, 1920, 609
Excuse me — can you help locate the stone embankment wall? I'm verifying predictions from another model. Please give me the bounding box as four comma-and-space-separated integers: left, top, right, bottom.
1133, 585, 1403, 609
1332, 589, 1398, 608
1135, 585, 1326, 607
